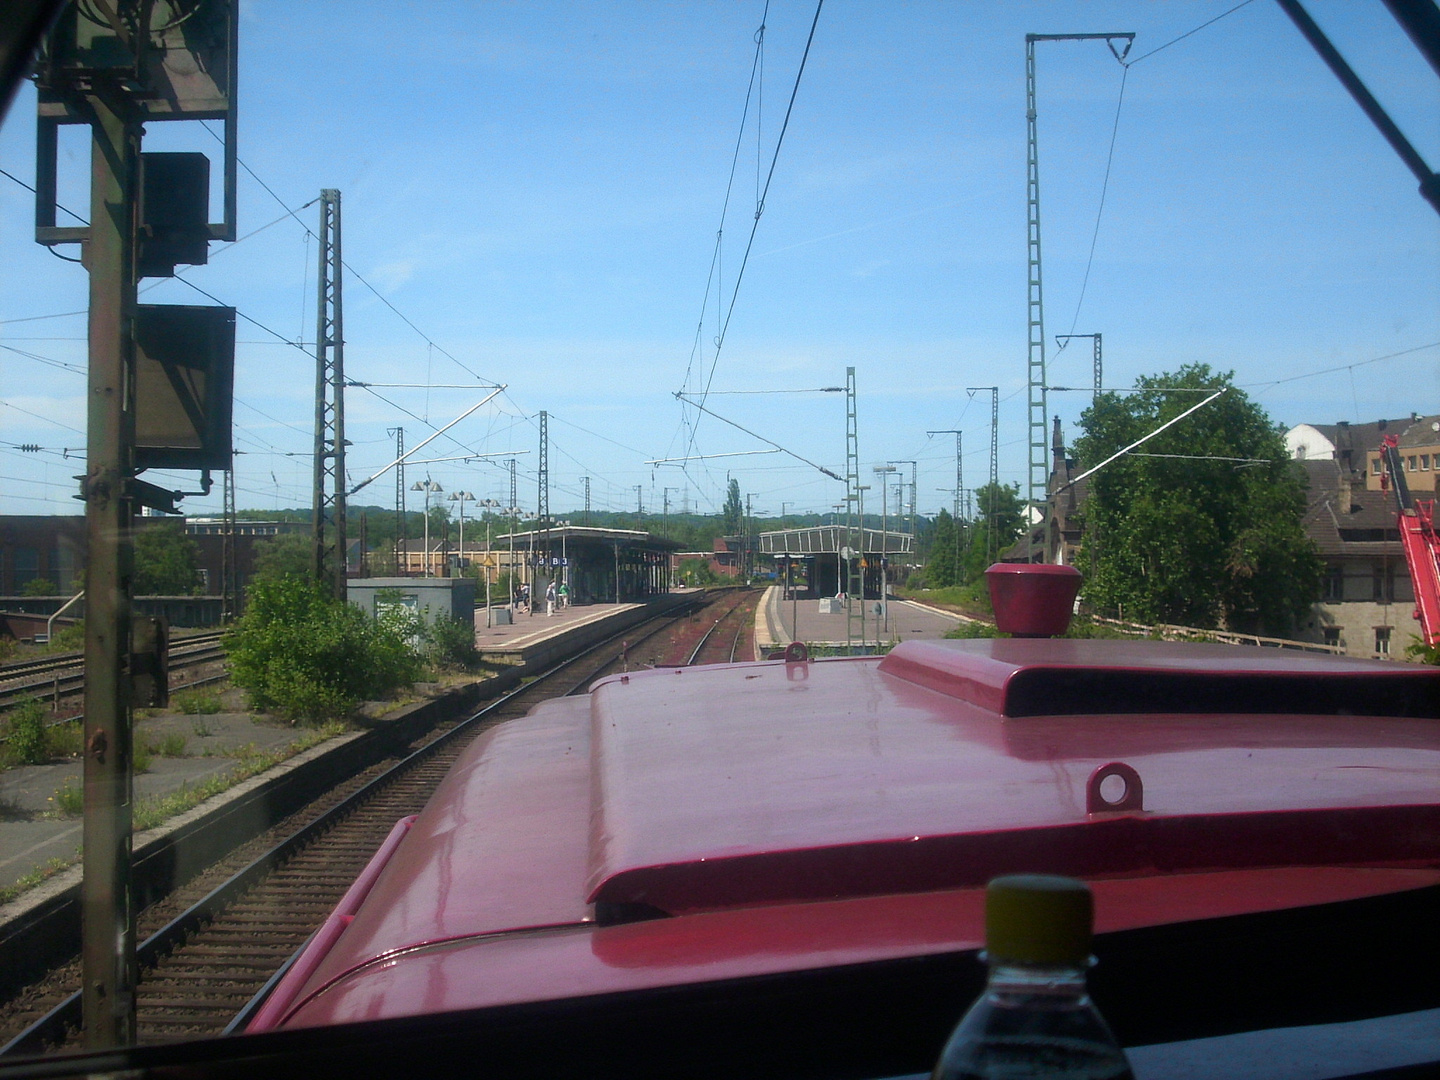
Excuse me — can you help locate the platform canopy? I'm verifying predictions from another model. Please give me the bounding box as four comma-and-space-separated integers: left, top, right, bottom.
758, 525, 911, 557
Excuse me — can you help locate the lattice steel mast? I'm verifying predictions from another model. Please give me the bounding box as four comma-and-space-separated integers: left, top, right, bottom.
311, 189, 346, 598
538, 410, 550, 575
844, 366, 864, 652
389, 426, 405, 574
966, 386, 1000, 564
1025, 33, 1131, 552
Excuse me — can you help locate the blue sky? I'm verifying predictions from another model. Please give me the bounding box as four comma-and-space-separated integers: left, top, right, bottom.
1, 0, 1437, 524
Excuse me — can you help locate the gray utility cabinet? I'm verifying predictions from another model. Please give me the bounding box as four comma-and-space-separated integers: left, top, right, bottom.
347, 578, 476, 633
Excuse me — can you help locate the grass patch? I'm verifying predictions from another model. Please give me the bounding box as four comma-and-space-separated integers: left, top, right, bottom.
191, 716, 215, 737
50, 782, 83, 816
0, 857, 72, 907
133, 740, 153, 774
173, 688, 223, 715
131, 721, 347, 831
46, 719, 83, 757
153, 732, 188, 757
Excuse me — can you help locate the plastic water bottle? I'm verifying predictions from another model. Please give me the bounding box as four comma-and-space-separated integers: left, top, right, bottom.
931, 875, 1134, 1080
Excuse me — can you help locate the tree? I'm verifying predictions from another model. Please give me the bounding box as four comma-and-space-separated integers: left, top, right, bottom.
251, 531, 312, 584
960, 483, 1025, 582
722, 479, 743, 536
134, 520, 201, 595
926, 509, 957, 588
1074, 363, 1321, 636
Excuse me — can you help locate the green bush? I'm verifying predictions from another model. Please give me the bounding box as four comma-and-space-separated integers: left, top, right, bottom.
425, 615, 478, 669
173, 688, 223, 715
0, 636, 16, 664
3, 700, 50, 765
226, 578, 423, 723
47, 621, 85, 652
21, 578, 57, 597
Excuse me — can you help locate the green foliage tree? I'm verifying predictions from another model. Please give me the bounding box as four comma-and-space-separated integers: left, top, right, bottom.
251, 531, 312, 584
926, 509, 957, 588
134, 521, 201, 595
1074, 364, 1321, 636
225, 577, 422, 722
21, 578, 57, 597
722, 479, 743, 536
959, 483, 1025, 582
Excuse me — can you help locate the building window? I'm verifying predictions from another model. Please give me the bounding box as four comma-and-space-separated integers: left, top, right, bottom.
1373, 565, 1396, 603
1322, 565, 1344, 601
1407, 456, 1417, 472
1322, 627, 1341, 648
1423, 454, 1431, 471
1375, 627, 1391, 656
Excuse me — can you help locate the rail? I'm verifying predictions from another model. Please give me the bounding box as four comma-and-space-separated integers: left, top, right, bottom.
0, 597, 709, 1054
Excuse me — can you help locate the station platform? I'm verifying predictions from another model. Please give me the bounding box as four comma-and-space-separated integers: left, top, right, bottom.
475, 591, 696, 670
754, 586, 963, 655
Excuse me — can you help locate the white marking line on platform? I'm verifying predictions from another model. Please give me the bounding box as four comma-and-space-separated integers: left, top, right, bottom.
492, 604, 644, 650
0, 823, 81, 875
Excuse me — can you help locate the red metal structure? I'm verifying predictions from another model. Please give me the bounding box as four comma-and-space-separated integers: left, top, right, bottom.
1379, 434, 1440, 647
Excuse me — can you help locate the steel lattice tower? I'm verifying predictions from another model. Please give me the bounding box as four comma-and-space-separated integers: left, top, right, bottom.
222, 459, 236, 619
311, 189, 347, 598
1025, 34, 1130, 552
966, 386, 1000, 563
582, 475, 591, 525
538, 410, 550, 571
1025, 37, 1048, 526
390, 426, 405, 574
844, 366, 864, 652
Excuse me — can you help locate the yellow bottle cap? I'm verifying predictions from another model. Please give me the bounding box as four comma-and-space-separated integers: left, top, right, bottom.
985, 874, 1094, 966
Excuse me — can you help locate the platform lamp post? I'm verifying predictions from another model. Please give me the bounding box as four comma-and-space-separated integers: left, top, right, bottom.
449, 491, 474, 578
874, 466, 896, 634
479, 499, 500, 626
413, 479, 442, 577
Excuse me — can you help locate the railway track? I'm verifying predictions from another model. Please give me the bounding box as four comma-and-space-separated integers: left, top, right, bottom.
0, 632, 226, 713
686, 588, 758, 666
0, 596, 710, 1054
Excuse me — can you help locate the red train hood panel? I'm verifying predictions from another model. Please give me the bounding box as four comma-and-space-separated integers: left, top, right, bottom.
585, 643, 1440, 914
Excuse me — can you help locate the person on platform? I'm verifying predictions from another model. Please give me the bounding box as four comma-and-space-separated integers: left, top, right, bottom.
558, 581, 569, 610
545, 579, 557, 616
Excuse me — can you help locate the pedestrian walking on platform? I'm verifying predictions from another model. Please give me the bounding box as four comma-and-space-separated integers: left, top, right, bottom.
545, 579, 557, 616
558, 581, 569, 610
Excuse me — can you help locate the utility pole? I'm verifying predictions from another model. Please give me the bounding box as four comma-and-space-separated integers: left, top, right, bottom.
635, 485, 644, 530
874, 465, 896, 632
1026, 33, 1131, 542
80, 89, 140, 1050
663, 487, 674, 539
581, 475, 591, 525
966, 387, 1000, 564
890, 459, 918, 576
33, 0, 239, 1047
389, 427, 405, 574
538, 410, 550, 581
222, 460, 236, 619
506, 458, 518, 597
844, 366, 864, 653
927, 432, 964, 579
1056, 332, 1103, 404
311, 189, 347, 599
745, 492, 754, 580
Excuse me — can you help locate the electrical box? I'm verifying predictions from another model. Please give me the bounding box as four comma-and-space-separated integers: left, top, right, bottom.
134, 304, 235, 472
138, 153, 210, 278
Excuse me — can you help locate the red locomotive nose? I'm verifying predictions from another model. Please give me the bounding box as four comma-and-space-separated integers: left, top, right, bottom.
984, 562, 1083, 637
